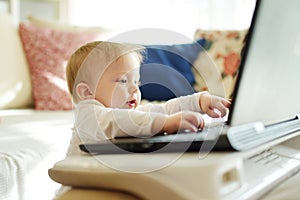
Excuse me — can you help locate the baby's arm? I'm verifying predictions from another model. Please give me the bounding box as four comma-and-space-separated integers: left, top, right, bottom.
137, 92, 204, 115
138, 92, 230, 118
75, 100, 204, 141
139, 95, 206, 133
94, 108, 204, 137
156, 111, 204, 134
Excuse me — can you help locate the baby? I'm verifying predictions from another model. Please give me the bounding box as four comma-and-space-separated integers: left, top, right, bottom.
65, 41, 230, 156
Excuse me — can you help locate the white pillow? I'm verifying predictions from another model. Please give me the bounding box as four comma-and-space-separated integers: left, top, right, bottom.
0, 14, 33, 109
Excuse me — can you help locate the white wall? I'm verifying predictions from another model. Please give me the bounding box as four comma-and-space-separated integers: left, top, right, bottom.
8, 0, 256, 39
64, 0, 256, 38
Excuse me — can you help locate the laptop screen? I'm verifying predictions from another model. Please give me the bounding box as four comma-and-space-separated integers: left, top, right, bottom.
229, 0, 300, 126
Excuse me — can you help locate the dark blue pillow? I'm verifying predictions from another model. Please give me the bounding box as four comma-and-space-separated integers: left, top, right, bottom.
140, 39, 206, 101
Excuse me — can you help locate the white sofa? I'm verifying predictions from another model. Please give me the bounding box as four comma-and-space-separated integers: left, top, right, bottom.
0, 110, 73, 200
0, 12, 121, 199
0, 13, 251, 200
0, 14, 74, 200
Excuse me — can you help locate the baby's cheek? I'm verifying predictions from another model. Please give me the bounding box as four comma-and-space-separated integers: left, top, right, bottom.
111, 88, 128, 107
137, 91, 142, 104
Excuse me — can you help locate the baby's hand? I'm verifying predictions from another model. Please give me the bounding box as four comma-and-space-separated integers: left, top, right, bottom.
162, 111, 204, 134
199, 93, 231, 118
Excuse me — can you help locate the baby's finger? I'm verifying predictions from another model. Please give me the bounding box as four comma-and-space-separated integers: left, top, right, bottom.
187, 112, 206, 130
184, 112, 201, 126
206, 109, 220, 118
198, 117, 205, 130
213, 102, 227, 117
221, 98, 231, 108
180, 120, 198, 132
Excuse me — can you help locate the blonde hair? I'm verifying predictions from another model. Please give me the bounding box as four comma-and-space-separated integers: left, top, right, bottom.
66, 41, 144, 103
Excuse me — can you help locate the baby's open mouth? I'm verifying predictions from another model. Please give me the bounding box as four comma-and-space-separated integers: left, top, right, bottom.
127, 99, 136, 107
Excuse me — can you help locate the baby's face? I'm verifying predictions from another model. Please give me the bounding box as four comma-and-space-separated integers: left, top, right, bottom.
94, 53, 141, 109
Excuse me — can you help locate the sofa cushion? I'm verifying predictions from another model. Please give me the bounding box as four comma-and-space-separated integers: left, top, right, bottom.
19, 22, 104, 110
193, 29, 247, 98
0, 14, 33, 109
140, 39, 206, 101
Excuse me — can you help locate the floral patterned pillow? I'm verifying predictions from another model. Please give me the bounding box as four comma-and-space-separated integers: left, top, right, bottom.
192, 29, 248, 98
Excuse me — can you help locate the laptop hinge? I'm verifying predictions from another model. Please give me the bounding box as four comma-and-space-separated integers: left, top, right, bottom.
228, 118, 300, 151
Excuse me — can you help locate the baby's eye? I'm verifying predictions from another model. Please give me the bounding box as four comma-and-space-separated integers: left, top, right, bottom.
117, 79, 127, 84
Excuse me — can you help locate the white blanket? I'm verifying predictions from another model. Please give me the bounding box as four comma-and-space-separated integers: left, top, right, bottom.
0, 110, 73, 200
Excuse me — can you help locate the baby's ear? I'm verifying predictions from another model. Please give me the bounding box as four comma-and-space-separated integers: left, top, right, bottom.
75, 82, 93, 100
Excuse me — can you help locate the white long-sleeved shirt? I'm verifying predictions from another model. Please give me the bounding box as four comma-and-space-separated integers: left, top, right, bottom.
66, 92, 204, 156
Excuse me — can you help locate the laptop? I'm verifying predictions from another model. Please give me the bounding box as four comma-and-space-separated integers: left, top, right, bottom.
80, 0, 300, 154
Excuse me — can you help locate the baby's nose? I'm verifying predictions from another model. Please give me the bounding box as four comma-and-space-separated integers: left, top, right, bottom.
129, 82, 139, 93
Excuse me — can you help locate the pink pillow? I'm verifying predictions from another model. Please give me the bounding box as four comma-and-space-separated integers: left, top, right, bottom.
19, 22, 101, 110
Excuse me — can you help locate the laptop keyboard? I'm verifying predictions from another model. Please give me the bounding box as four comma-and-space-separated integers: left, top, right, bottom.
152, 123, 227, 143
